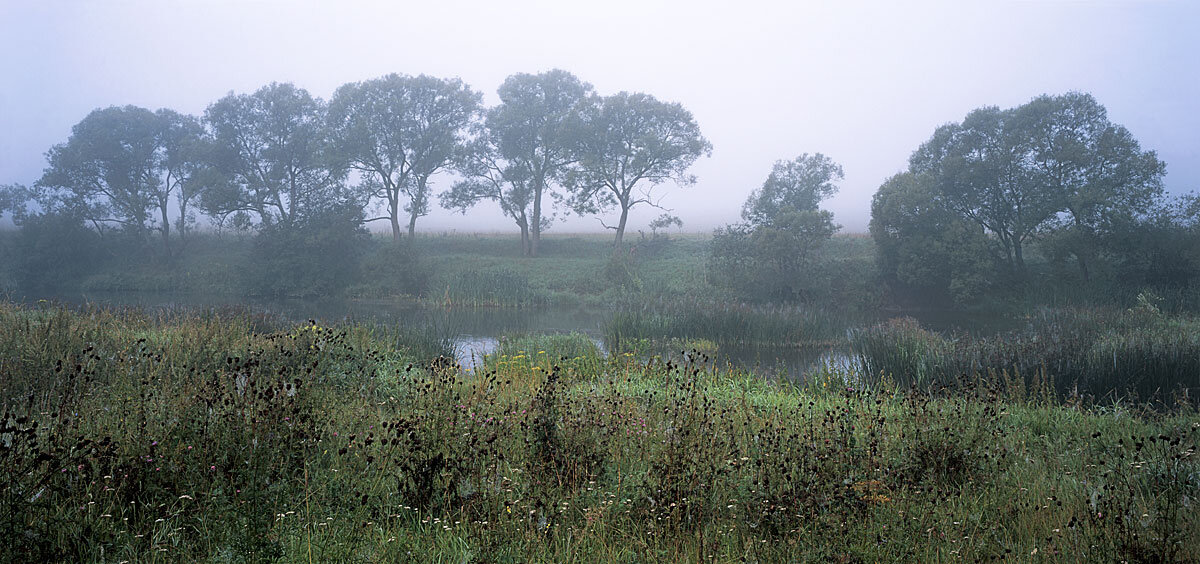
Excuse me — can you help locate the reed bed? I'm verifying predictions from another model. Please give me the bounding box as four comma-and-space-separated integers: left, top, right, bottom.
850, 307, 1200, 403
1, 302, 1197, 563
436, 267, 552, 308
604, 300, 849, 352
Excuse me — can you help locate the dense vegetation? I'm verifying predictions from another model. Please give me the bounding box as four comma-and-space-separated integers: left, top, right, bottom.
2, 71, 1198, 563
2, 303, 1197, 563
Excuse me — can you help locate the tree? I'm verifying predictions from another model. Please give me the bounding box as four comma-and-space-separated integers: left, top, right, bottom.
567, 92, 711, 248
33, 105, 206, 257
908, 93, 1165, 280
203, 82, 344, 229
869, 172, 992, 304
708, 154, 842, 302
0, 184, 29, 220
155, 109, 209, 246
1020, 92, 1165, 281
909, 106, 1056, 277
742, 153, 842, 226
441, 126, 538, 253
486, 70, 592, 256
327, 74, 480, 241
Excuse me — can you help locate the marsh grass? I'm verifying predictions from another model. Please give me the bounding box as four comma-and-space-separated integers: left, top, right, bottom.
604, 300, 849, 352
851, 308, 1200, 403
1, 301, 1197, 563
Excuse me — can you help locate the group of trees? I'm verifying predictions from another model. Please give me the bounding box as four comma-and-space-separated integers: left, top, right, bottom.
871, 92, 1196, 304
1, 69, 709, 262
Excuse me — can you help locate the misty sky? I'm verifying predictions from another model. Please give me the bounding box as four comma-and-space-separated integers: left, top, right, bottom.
2, 0, 1197, 233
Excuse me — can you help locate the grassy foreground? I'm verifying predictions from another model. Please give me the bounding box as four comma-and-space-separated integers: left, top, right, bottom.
2, 302, 1197, 563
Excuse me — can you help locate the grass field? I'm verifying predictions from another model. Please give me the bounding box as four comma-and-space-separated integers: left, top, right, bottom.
2, 302, 1196, 563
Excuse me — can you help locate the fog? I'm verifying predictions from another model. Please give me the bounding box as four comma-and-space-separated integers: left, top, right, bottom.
2, 0, 1197, 233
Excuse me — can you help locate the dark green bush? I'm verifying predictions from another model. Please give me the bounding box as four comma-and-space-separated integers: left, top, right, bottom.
246, 204, 369, 297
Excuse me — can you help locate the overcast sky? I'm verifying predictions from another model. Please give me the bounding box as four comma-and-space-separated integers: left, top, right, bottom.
2, 0, 1197, 233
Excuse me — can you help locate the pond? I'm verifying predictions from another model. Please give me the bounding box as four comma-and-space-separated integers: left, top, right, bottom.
19, 291, 1015, 381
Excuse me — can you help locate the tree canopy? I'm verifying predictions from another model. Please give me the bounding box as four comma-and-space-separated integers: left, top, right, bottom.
742, 153, 843, 225
567, 92, 711, 247
328, 74, 480, 241
441, 70, 591, 255
32, 105, 207, 256
203, 82, 344, 230
907, 92, 1165, 279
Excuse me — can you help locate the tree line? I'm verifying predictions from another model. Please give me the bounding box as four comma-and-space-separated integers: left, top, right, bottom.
0, 70, 711, 258
3, 82, 1195, 306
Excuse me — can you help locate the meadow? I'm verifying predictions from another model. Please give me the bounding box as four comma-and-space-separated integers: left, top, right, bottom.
2, 302, 1197, 563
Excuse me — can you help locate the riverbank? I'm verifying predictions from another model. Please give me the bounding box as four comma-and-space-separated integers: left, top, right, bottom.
3, 302, 1196, 562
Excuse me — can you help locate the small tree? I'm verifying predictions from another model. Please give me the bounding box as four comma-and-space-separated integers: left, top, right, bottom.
709, 154, 842, 302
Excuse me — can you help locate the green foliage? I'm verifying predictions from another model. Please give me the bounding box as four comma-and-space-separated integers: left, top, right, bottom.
1, 302, 1198, 562
709, 154, 843, 303
709, 210, 839, 302
870, 172, 994, 305
851, 308, 1200, 402
352, 241, 431, 298
904, 92, 1166, 278
437, 267, 550, 308
246, 204, 369, 297
11, 212, 104, 290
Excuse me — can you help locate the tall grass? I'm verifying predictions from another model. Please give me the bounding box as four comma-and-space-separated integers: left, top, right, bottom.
850, 307, 1200, 402
2, 301, 1197, 562
604, 300, 849, 351
436, 267, 551, 308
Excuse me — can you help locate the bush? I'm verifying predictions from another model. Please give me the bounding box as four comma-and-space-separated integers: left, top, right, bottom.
11, 212, 104, 291
355, 241, 431, 297
245, 205, 369, 297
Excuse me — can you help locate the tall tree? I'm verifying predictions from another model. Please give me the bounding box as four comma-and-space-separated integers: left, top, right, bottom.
893, 92, 1167, 287
203, 82, 342, 229
567, 92, 711, 248
152, 109, 207, 251
441, 126, 537, 253
909, 106, 1059, 276
487, 70, 592, 256
33, 105, 205, 256
36, 106, 159, 236
327, 74, 479, 241
1020, 92, 1165, 281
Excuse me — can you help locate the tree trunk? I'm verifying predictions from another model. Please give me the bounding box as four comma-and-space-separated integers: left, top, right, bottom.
530, 180, 543, 257
159, 203, 171, 258
518, 220, 530, 257
407, 209, 418, 239
613, 205, 630, 248
1013, 239, 1026, 278
388, 192, 401, 242
178, 199, 188, 245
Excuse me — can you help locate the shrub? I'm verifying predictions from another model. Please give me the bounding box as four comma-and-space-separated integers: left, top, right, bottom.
245, 204, 369, 297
